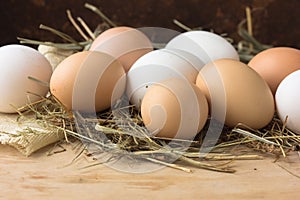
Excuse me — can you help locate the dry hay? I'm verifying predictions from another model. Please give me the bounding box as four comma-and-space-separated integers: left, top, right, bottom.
1, 3, 298, 173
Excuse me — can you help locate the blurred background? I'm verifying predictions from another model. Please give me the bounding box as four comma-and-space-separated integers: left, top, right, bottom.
0, 0, 299, 48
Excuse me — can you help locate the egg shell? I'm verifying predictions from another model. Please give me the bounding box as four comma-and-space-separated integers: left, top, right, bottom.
166, 30, 239, 64
89, 26, 153, 72
141, 78, 208, 139
0, 44, 52, 113
196, 59, 275, 129
248, 47, 300, 94
126, 48, 204, 108
275, 70, 300, 134
50, 51, 126, 113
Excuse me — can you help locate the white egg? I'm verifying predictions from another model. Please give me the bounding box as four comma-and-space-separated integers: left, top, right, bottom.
126, 48, 204, 108
166, 30, 239, 64
275, 70, 300, 134
0, 45, 53, 113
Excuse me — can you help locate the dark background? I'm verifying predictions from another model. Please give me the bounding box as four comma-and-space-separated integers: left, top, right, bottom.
0, 0, 299, 48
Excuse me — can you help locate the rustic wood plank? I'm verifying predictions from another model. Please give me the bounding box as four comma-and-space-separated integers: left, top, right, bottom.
0, 142, 299, 200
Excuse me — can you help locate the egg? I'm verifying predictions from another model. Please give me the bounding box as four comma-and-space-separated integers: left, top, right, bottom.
0, 44, 52, 113
166, 30, 239, 64
275, 70, 300, 134
126, 48, 204, 108
89, 26, 153, 72
50, 51, 126, 113
248, 47, 300, 94
141, 78, 208, 139
196, 59, 275, 129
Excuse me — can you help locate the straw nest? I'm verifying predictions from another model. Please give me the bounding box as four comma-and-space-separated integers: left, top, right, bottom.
11, 3, 299, 173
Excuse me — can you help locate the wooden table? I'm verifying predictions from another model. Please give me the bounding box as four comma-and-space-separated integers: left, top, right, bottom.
0, 142, 299, 200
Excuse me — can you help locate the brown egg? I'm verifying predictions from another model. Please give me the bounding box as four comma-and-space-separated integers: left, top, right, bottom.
89, 26, 153, 72
141, 78, 208, 139
196, 59, 274, 129
50, 51, 126, 112
248, 47, 300, 94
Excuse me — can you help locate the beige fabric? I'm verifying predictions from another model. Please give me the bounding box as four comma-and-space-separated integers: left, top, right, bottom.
38, 44, 74, 70
0, 113, 64, 156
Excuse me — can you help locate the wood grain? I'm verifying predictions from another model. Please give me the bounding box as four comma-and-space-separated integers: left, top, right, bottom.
0, 142, 299, 200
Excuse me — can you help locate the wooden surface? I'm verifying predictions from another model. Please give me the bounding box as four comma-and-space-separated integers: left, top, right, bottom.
0, 142, 299, 200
